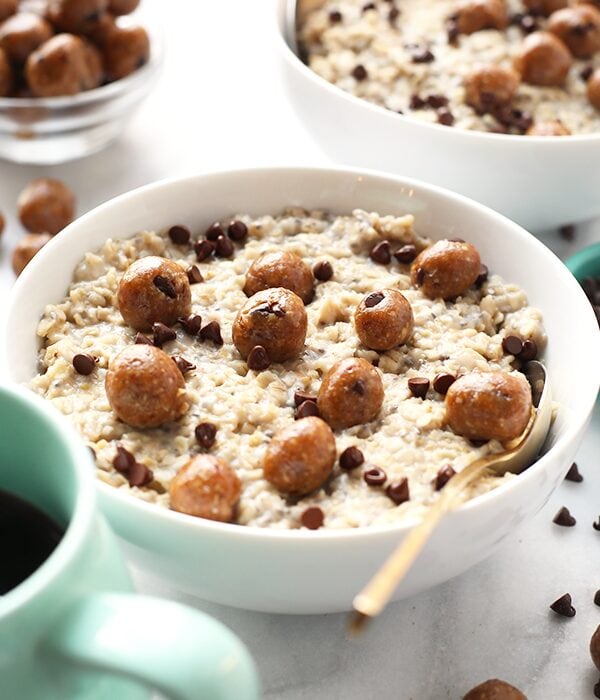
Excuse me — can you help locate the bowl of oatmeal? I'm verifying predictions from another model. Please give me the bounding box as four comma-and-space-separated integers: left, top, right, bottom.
276, 0, 600, 231
3, 167, 599, 613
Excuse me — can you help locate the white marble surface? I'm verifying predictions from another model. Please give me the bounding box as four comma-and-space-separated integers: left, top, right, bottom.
0, 0, 599, 697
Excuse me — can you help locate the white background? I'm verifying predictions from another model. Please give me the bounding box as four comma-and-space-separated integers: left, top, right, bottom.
1, 1, 600, 698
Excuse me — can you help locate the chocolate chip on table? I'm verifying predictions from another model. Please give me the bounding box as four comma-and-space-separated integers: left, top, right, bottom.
113, 445, 136, 473
227, 220, 248, 242
595, 590, 600, 607
502, 335, 524, 356
186, 265, 203, 284
564, 462, 583, 482
394, 244, 417, 264
215, 234, 234, 258
386, 478, 410, 505
72, 353, 97, 375
128, 461, 153, 488
134, 332, 153, 345
559, 224, 576, 241
408, 377, 430, 399
300, 506, 324, 530
364, 291, 385, 308
152, 322, 176, 347
434, 465, 456, 491
153, 275, 177, 299
594, 517, 600, 531
329, 9, 343, 23
433, 372, 456, 394
313, 260, 333, 281
519, 339, 538, 361
194, 239, 215, 262
364, 467, 386, 487
247, 344, 271, 371
205, 222, 224, 241
553, 506, 576, 526
339, 446, 365, 471
199, 321, 223, 346
295, 400, 319, 419
195, 422, 217, 449
550, 593, 576, 617
179, 314, 202, 336
352, 64, 368, 81
370, 240, 392, 264
168, 225, 191, 246
172, 355, 195, 375
294, 389, 317, 407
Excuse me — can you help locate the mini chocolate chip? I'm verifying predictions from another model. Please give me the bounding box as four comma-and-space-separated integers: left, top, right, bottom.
128, 461, 153, 487
394, 244, 417, 264
364, 467, 387, 486
595, 590, 600, 607
565, 463, 583, 482
388, 6, 399, 23
73, 353, 96, 375
227, 220, 248, 241
433, 373, 456, 394
168, 225, 191, 245
386, 478, 410, 505
437, 108, 455, 126
247, 344, 270, 371
301, 506, 324, 530
153, 275, 177, 299
593, 517, 600, 531
352, 64, 368, 81
370, 240, 392, 264
329, 9, 342, 23
553, 506, 576, 527
411, 47, 434, 63
475, 264, 489, 288
427, 94, 448, 109
362, 2, 376, 11
313, 260, 333, 281
172, 355, 195, 375
550, 593, 576, 617
113, 445, 135, 473
294, 389, 317, 407
179, 314, 202, 336
581, 64, 594, 81
353, 380, 365, 396
520, 339, 538, 361
364, 291, 385, 308
134, 333, 153, 345
195, 422, 217, 449
295, 400, 319, 419
502, 335, 523, 356
559, 224, 576, 241
186, 265, 203, 284
152, 322, 176, 347
340, 446, 364, 471
410, 93, 427, 110
205, 222, 224, 241
199, 321, 223, 346
215, 235, 234, 258
408, 377, 430, 399
194, 239, 215, 262
434, 465, 456, 491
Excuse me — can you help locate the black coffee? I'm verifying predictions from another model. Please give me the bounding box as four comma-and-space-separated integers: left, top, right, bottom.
0, 489, 64, 594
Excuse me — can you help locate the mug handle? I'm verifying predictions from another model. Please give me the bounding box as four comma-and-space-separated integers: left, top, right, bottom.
43, 593, 260, 700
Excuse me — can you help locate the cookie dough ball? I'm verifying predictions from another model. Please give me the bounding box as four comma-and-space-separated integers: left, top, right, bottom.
243, 251, 314, 304
102, 23, 149, 80
0, 0, 17, 23
108, 0, 139, 14
317, 357, 384, 430
17, 178, 75, 235
547, 5, 600, 58
263, 417, 336, 495
411, 240, 481, 300
105, 344, 188, 428
11, 232, 52, 276
514, 31, 572, 87
47, 0, 108, 33
522, 0, 567, 15
445, 371, 533, 442
0, 46, 12, 95
0, 12, 52, 63
117, 256, 192, 332
452, 0, 508, 35
463, 679, 527, 700
232, 287, 307, 363
169, 455, 241, 522
526, 120, 571, 135
354, 289, 414, 351
587, 67, 600, 109
464, 66, 520, 112
591, 624, 600, 670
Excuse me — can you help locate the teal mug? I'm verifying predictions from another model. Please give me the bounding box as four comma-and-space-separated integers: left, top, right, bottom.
0, 383, 260, 700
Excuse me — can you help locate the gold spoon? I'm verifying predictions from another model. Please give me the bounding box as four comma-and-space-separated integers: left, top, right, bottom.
349, 361, 551, 636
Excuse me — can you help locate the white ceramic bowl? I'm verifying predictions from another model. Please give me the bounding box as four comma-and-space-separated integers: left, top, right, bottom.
275, 0, 600, 232
3, 167, 599, 613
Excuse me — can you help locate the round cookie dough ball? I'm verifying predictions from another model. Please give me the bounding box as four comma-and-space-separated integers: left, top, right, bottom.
452, 0, 508, 35
0, 0, 17, 23
463, 679, 527, 700
0, 46, 12, 95
0, 12, 53, 63
102, 23, 149, 80
464, 66, 520, 112
354, 289, 414, 351
117, 256, 192, 332
411, 239, 481, 300
522, 0, 567, 15
547, 5, 600, 58
445, 371, 533, 442
47, 0, 108, 33
169, 454, 241, 523
232, 287, 307, 363
105, 344, 188, 428
587, 67, 600, 109
243, 251, 314, 304
263, 417, 336, 495
591, 624, 600, 670
526, 120, 571, 135
108, 0, 139, 14
11, 232, 52, 276
17, 178, 75, 235
317, 357, 384, 430
514, 31, 572, 87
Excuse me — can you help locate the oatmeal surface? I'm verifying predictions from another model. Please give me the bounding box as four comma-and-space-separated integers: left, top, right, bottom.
31, 208, 545, 529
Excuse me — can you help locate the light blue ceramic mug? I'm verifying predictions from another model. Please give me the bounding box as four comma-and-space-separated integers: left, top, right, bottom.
0, 383, 260, 700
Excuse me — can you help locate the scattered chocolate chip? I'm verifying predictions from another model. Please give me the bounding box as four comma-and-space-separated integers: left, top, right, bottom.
134, 333, 153, 345
179, 314, 202, 336
595, 590, 600, 607
475, 264, 489, 288
195, 422, 217, 449
152, 322, 176, 347
215, 234, 234, 258
433, 372, 456, 394
247, 344, 270, 371
365, 291, 385, 307
550, 593, 576, 617
301, 506, 324, 530
502, 335, 523, 356
565, 463, 583, 482
295, 400, 320, 419
394, 244, 417, 264
329, 9, 342, 23
352, 64, 368, 81
168, 225, 191, 246
113, 445, 135, 473
128, 461, 153, 488
362, 2, 376, 11
199, 321, 223, 346
581, 64, 594, 82
172, 355, 195, 375
494, 106, 533, 134
205, 222, 224, 241
437, 108, 455, 126
313, 260, 333, 281
434, 465, 456, 491
594, 517, 600, 531
73, 353, 97, 376
186, 265, 203, 284
194, 239, 215, 262
340, 446, 365, 471
410, 46, 434, 64
364, 467, 387, 487
386, 478, 410, 505
427, 94, 448, 109
153, 275, 177, 299
520, 339, 538, 361
388, 6, 399, 23
408, 377, 430, 399
370, 240, 392, 264
410, 93, 427, 110
559, 224, 576, 241
553, 506, 576, 527
294, 389, 317, 407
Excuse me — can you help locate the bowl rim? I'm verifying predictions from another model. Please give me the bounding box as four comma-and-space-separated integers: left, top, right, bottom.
566, 241, 600, 280
7, 164, 600, 543
274, 0, 600, 145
